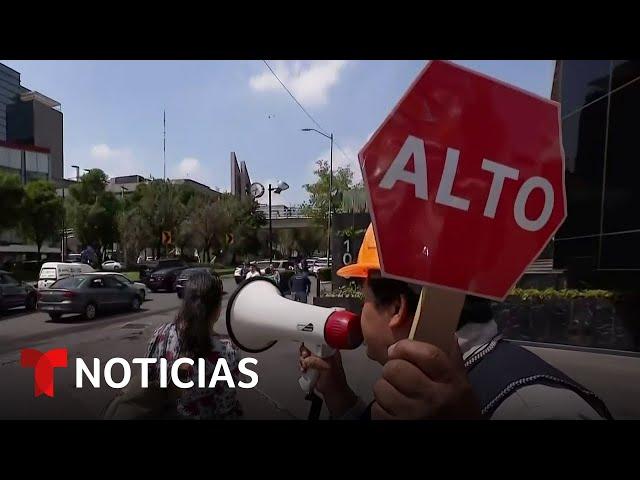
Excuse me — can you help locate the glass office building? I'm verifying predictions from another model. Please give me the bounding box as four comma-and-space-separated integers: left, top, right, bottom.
553, 60, 640, 286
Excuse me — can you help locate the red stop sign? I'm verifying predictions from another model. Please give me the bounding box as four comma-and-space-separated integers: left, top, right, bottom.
361, 60, 566, 300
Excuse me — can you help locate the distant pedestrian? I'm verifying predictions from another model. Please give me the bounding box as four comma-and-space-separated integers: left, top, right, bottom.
245, 263, 260, 279
289, 266, 311, 303
268, 263, 280, 286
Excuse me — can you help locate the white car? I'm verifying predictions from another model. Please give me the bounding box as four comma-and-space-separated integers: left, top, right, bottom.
102, 260, 122, 271
88, 272, 147, 301
310, 258, 331, 274
38, 262, 94, 289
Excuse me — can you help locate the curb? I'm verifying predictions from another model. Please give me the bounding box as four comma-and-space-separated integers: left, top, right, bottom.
509, 339, 640, 358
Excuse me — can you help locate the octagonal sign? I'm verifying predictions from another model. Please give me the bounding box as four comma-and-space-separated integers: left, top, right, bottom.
361, 60, 566, 300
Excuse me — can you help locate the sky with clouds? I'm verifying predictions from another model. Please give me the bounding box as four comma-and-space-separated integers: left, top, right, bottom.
1, 60, 555, 206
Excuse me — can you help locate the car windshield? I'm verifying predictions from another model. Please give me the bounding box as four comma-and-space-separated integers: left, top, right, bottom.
51, 276, 87, 289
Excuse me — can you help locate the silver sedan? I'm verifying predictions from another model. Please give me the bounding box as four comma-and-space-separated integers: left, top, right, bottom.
37, 274, 142, 322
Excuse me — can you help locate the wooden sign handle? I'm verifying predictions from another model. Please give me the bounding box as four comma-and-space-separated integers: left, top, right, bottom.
409, 286, 466, 354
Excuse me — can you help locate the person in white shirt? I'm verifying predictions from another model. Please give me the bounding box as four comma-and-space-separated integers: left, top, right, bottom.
245, 264, 260, 280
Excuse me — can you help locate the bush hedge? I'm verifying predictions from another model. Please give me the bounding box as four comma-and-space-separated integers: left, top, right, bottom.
509, 288, 616, 301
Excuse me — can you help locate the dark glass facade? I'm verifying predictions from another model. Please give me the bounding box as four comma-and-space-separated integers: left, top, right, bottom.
553, 60, 640, 275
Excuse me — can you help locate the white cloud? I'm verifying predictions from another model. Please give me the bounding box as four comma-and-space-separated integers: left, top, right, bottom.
249, 61, 348, 107
175, 157, 201, 178
78, 143, 141, 179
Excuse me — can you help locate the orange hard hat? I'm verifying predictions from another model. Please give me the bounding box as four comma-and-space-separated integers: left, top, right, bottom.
337, 223, 381, 279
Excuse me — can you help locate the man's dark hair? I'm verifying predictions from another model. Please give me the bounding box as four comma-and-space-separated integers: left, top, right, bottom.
367, 277, 420, 316
367, 277, 493, 329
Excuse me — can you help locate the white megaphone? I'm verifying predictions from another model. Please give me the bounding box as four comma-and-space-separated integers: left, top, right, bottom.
226, 276, 362, 393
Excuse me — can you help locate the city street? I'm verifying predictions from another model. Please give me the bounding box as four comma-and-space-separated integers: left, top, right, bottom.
1, 276, 639, 420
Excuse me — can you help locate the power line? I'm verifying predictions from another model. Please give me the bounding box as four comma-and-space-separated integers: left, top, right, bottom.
262, 60, 327, 136
262, 60, 358, 170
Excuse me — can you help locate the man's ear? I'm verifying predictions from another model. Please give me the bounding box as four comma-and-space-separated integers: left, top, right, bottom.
388, 294, 411, 329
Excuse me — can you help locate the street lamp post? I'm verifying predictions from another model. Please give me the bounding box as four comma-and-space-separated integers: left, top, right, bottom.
268, 181, 289, 261
61, 185, 65, 262
302, 128, 333, 263
60, 173, 79, 262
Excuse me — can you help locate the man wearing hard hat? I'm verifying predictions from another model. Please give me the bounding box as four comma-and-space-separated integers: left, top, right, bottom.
300, 224, 612, 420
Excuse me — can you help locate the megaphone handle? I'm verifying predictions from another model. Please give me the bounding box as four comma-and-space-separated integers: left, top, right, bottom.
299, 369, 319, 394
298, 343, 335, 394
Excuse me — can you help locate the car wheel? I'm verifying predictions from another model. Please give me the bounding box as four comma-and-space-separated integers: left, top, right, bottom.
114, 266, 121, 272
83, 302, 97, 321
49, 313, 61, 322
25, 293, 37, 311
140, 290, 146, 301
177, 290, 183, 299
131, 296, 141, 311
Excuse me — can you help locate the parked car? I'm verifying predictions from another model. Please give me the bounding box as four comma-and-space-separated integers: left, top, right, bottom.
146, 265, 189, 292
139, 258, 188, 285
38, 262, 95, 289
37, 274, 142, 321
88, 272, 147, 301
255, 260, 294, 275
101, 260, 122, 271
66, 253, 82, 263
0, 270, 38, 312
309, 258, 331, 275
175, 267, 217, 298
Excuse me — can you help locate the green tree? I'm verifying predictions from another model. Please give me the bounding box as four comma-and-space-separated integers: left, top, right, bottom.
20, 180, 64, 258
301, 159, 354, 250
225, 195, 266, 263
134, 180, 186, 257
67, 169, 120, 258
275, 228, 297, 257
117, 207, 154, 265
181, 195, 227, 263
295, 227, 324, 256
0, 172, 25, 231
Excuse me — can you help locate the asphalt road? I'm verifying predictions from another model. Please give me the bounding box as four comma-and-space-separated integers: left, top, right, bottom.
1, 276, 639, 420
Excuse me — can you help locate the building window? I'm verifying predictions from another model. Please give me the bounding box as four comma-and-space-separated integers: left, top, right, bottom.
561, 60, 611, 116
557, 98, 607, 239
25, 150, 49, 181
611, 60, 640, 91
0, 146, 22, 176
603, 80, 640, 233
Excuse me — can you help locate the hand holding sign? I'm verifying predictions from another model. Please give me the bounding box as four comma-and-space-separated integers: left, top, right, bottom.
371, 337, 481, 420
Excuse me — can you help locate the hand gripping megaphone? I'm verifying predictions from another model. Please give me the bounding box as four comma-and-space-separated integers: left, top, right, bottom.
225, 276, 362, 393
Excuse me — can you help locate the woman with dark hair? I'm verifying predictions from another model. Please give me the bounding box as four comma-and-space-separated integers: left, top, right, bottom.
146, 269, 243, 419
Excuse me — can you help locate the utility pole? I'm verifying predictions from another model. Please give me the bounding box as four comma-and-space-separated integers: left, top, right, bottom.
163, 110, 166, 181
